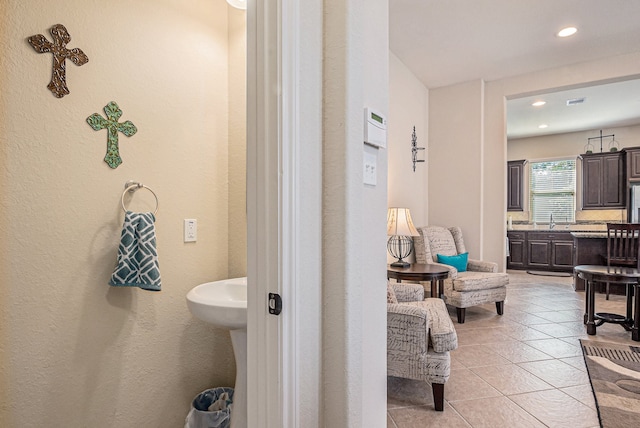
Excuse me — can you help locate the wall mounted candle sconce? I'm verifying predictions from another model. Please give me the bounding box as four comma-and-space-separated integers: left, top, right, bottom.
411, 126, 425, 172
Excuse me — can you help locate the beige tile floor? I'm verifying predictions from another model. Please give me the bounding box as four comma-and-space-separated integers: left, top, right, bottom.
387, 270, 639, 427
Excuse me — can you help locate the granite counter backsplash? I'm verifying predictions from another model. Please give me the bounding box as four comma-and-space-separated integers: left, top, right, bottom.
507, 208, 627, 231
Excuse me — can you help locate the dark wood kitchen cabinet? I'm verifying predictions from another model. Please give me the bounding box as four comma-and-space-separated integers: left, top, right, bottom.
581, 151, 625, 209
506, 231, 526, 268
528, 232, 574, 271
572, 233, 624, 295
508, 231, 574, 272
507, 160, 526, 211
626, 146, 640, 180
551, 239, 575, 270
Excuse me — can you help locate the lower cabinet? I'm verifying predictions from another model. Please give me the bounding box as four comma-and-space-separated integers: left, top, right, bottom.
507, 231, 574, 272
551, 240, 574, 270
506, 231, 526, 268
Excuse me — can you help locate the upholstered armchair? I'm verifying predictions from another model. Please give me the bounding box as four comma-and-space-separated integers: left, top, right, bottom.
387, 282, 458, 411
414, 226, 508, 323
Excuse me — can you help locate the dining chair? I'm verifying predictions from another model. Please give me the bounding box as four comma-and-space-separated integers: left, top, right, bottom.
606, 223, 640, 299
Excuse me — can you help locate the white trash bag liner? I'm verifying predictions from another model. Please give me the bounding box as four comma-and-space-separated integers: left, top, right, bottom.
185, 387, 234, 428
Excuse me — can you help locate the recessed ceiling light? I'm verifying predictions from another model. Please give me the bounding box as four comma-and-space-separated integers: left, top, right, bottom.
557, 27, 577, 37
538, 124, 548, 129
532, 101, 546, 107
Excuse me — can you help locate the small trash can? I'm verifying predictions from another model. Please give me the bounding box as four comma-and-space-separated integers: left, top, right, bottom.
185, 387, 234, 428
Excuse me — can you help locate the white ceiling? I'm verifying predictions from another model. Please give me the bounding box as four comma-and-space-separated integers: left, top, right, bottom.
389, 0, 640, 139
507, 79, 640, 139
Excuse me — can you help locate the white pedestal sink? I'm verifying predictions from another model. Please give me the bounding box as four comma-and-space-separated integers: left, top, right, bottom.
186, 277, 247, 428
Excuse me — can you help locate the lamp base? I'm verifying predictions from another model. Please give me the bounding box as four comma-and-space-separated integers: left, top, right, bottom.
390, 260, 410, 268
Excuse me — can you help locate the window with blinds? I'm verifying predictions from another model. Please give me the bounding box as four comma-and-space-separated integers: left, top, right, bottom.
529, 159, 576, 224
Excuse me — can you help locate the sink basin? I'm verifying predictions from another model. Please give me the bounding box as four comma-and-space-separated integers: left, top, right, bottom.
186, 277, 247, 330
186, 277, 248, 428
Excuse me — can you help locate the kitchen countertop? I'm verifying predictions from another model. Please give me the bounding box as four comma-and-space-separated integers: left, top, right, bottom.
570, 231, 608, 238
507, 228, 605, 233
509, 224, 608, 232
507, 229, 608, 238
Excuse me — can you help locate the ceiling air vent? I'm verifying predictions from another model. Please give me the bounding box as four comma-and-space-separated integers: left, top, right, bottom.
566, 97, 586, 106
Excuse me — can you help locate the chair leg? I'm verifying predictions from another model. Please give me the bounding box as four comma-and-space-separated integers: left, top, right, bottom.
456, 307, 466, 324
606, 281, 610, 300
496, 301, 504, 315
633, 285, 640, 342
431, 383, 444, 411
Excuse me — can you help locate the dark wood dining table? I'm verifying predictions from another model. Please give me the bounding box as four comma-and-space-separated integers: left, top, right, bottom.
574, 264, 640, 341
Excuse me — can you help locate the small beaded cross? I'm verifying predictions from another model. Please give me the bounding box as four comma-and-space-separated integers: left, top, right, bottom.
28, 24, 89, 98
87, 102, 138, 169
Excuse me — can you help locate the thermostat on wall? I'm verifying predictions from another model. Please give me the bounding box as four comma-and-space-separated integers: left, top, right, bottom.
364, 107, 387, 149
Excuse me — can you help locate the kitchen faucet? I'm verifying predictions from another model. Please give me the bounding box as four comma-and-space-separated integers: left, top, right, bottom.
549, 213, 555, 230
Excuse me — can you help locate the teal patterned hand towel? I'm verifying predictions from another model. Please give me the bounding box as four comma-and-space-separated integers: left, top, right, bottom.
110, 211, 161, 291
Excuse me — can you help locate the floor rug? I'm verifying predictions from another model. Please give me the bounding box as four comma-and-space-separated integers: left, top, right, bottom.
580, 339, 640, 427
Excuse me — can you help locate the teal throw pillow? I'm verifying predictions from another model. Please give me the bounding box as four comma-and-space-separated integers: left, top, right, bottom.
437, 252, 468, 272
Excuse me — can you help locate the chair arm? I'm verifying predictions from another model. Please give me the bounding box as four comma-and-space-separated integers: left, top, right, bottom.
391, 283, 425, 302
387, 304, 429, 354
422, 298, 458, 352
467, 259, 498, 273
388, 300, 458, 354
431, 261, 458, 279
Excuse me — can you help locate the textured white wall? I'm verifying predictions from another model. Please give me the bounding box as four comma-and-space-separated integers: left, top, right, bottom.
228, 8, 247, 278
428, 80, 484, 258
388, 52, 428, 228
322, 0, 388, 426
0, 1, 242, 426
360, 1, 388, 426
508, 124, 640, 161
296, 0, 323, 425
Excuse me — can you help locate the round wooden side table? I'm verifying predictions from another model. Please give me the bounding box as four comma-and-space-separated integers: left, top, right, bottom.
387, 263, 450, 298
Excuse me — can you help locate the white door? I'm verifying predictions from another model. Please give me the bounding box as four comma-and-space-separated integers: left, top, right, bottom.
246, 0, 322, 426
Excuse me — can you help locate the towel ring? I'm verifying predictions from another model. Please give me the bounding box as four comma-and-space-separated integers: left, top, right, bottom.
121, 182, 159, 215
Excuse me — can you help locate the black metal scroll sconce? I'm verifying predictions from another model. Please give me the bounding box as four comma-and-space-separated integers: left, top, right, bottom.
411, 126, 425, 172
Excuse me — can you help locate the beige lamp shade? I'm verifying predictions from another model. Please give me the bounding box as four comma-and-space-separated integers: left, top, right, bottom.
387, 208, 419, 236
227, 0, 247, 9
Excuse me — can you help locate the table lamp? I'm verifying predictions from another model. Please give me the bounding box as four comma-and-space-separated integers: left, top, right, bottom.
387, 207, 420, 267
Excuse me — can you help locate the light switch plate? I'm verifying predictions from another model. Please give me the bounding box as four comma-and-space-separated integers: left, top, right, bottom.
363, 151, 377, 186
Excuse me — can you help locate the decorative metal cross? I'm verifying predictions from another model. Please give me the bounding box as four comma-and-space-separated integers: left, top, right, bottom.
87, 102, 138, 169
411, 126, 425, 172
28, 24, 89, 98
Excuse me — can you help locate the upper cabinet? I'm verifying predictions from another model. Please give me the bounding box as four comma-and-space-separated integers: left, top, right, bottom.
581, 151, 626, 209
626, 146, 640, 181
507, 160, 526, 211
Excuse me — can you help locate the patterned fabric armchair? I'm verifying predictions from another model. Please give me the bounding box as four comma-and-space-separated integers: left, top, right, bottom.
414, 225, 508, 323
387, 282, 458, 411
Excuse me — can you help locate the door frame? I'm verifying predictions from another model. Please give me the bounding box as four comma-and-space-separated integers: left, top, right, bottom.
246, 0, 301, 426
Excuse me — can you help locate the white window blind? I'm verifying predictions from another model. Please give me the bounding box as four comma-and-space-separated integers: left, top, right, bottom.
530, 159, 576, 224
